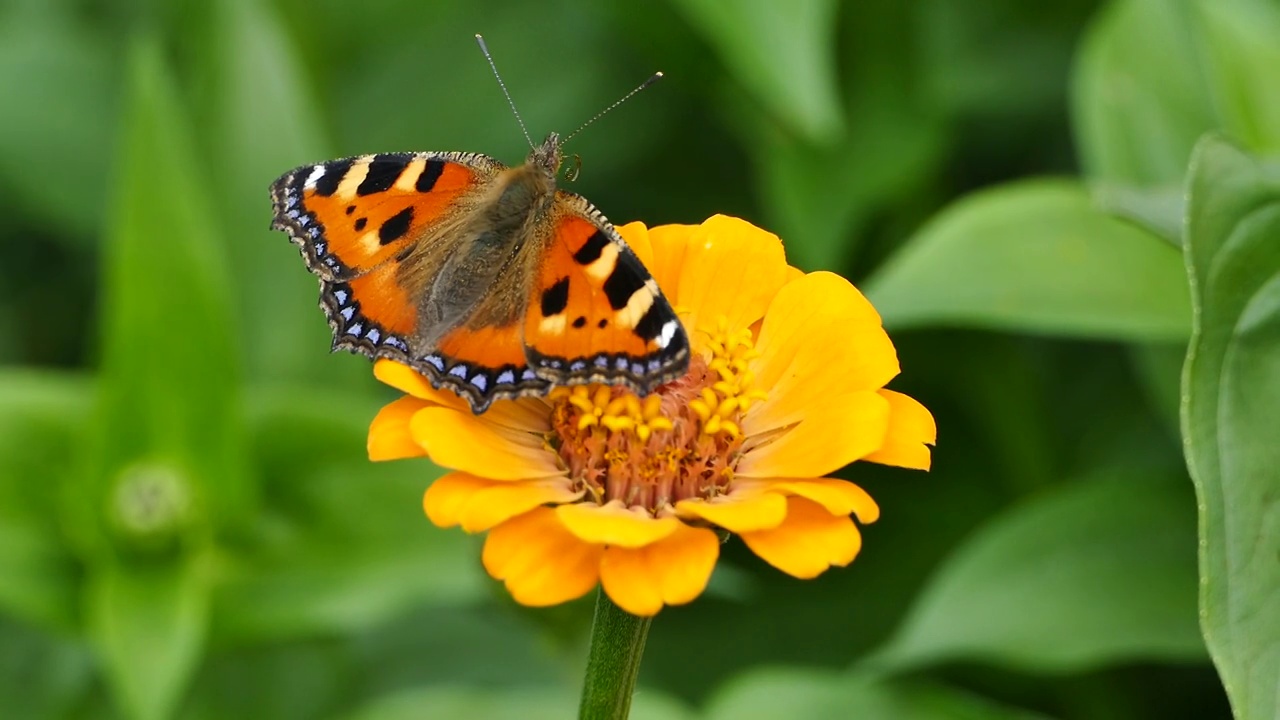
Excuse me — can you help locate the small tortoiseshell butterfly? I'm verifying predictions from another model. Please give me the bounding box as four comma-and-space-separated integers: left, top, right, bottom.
269, 40, 689, 413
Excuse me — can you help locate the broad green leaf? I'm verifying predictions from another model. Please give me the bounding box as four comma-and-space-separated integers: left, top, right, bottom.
92, 34, 247, 535
0, 370, 88, 631
872, 472, 1203, 672
192, 0, 362, 387
0, 2, 118, 240
1091, 184, 1185, 247
1072, 0, 1280, 187
704, 669, 1047, 720
863, 180, 1191, 340
668, 0, 843, 143
1197, 1, 1280, 155
1071, 0, 1215, 185
339, 686, 693, 720
88, 558, 210, 720
1182, 135, 1280, 720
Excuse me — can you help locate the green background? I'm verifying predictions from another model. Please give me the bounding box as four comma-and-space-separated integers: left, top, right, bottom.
2, 0, 1278, 718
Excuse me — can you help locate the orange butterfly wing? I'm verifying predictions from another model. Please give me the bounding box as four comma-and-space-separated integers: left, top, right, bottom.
522, 201, 689, 394
270, 151, 495, 359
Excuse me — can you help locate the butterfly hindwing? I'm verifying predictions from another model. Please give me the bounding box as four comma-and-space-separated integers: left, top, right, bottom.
523, 198, 690, 394
412, 324, 551, 412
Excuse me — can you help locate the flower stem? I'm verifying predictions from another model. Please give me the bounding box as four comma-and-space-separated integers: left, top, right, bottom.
578, 589, 653, 720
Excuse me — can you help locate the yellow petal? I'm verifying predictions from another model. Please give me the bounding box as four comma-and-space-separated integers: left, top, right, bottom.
478, 397, 553, 434
750, 272, 898, 431
737, 478, 879, 524
367, 396, 431, 461
373, 360, 467, 409
616, 221, 655, 269
863, 389, 937, 470
423, 472, 495, 528
600, 523, 720, 616
555, 501, 680, 548
644, 222, 696, 298
674, 490, 787, 533
673, 215, 790, 344
740, 497, 862, 579
482, 507, 602, 607
410, 406, 563, 480
460, 479, 583, 532
737, 390, 890, 479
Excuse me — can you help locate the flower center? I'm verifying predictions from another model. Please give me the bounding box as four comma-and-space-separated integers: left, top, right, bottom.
548, 317, 768, 515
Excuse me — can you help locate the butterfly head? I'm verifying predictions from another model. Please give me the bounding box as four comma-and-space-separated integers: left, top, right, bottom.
528, 132, 563, 178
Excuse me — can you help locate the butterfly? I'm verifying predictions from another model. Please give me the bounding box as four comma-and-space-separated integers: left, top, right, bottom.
268, 130, 690, 414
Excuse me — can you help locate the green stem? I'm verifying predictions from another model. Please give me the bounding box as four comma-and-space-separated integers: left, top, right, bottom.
578, 589, 653, 720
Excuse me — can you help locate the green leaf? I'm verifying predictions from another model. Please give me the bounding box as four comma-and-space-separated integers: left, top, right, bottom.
1090, 183, 1185, 247
704, 669, 1047, 720
1182, 135, 1280, 720
863, 180, 1192, 340
83, 34, 241, 720
88, 558, 210, 720
1197, 1, 1280, 155
92, 34, 247, 536
0, 370, 89, 631
872, 471, 1204, 672
1072, 0, 1280, 187
668, 0, 843, 143
1071, 0, 1215, 185
339, 686, 693, 720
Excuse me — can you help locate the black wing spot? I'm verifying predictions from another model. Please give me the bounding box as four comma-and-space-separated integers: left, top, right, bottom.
572, 230, 609, 265
354, 217, 367, 231
541, 277, 570, 317
597, 318, 608, 329
572, 316, 587, 329
634, 301, 668, 341
416, 159, 446, 192
603, 267, 645, 310
345, 205, 356, 215
313, 159, 351, 196
379, 207, 414, 244
357, 154, 411, 195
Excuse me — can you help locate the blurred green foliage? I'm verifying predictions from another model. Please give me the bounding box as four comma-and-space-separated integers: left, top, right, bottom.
1, 0, 1277, 718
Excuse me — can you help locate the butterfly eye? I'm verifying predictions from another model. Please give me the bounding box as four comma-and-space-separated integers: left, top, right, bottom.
564, 154, 583, 182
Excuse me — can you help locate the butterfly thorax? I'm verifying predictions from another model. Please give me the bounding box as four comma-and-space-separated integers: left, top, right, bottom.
482, 133, 563, 234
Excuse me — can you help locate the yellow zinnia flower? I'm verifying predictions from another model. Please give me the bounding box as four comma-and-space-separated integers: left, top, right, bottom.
367, 215, 936, 616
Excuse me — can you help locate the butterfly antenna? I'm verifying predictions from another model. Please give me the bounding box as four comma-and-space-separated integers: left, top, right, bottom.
475, 34, 534, 149
563, 71, 663, 144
